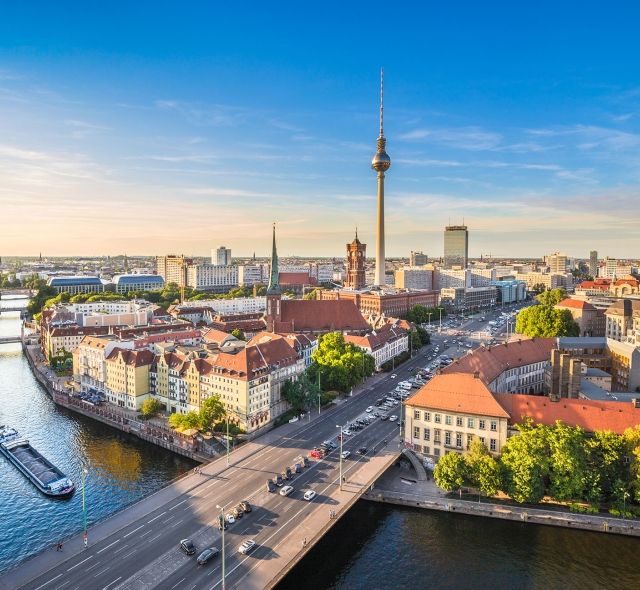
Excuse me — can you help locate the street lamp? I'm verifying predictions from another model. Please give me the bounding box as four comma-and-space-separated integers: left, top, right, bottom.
336, 424, 344, 490
438, 307, 444, 333
81, 465, 89, 548
317, 370, 322, 415
216, 504, 226, 590
226, 414, 230, 466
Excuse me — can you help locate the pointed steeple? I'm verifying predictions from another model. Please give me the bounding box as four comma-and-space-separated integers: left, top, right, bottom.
267, 223, 280, 295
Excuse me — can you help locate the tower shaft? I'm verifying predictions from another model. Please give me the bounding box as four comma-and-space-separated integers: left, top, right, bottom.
375, 171, 385, 286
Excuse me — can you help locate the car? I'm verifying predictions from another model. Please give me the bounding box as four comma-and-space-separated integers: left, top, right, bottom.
303, 490, 317, 501
280, 485, 294, 496
217, 515, 228, 531
342, 429, 352, 436
390, 415, 398, 422
266, 479, 276, 493
197, 547, 220, 565
294, 463, 302, 474
373, 411, 380, 418
366, 406, 373, 412
285, 467, 293, 479
180, 539, 197, 555
341, 450, 351, 459
380, 415, 388, 421
390, 374, 397, 379
232, 507, 244, 519
275, 474, 284, 486
282, 471, 291, 481
225, 514, 235, 524
357, 447, 368, 455
238, 539, 256, 555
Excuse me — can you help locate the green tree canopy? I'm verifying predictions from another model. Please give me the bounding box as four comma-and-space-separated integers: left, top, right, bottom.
433, 452, 468, 492
535, 288, 567, 307
407, 305, 446, 324
547, 422, 587, 501
231, 328, 246, 341
140, 398, 164, 418
515, 305, 580, 338
199, 396, 227, 432
281, 373, 320, 412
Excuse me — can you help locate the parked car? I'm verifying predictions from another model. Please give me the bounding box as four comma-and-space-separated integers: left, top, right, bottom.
239, 500, 252, 513
341, 450, 351, 459
303, 490, 317, 501
180, 539, 196, 555
280, 485, 294, 497
232, 507, 244, 519
225, 514, 235, 524
217, 515, 227, 531
390, 415, 398, 422
294, 463, 302, 474
390, 374, 397, 379
238, 539, 256, 555
197, 547, 220, 565
366, 406, 373, 412
357, 447, 368, 455
266, 479, 276, 493
275, 474, 284, 487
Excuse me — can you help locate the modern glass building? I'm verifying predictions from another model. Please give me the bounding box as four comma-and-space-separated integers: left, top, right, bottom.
443, 225, 468, 268
112, 274, 165, 293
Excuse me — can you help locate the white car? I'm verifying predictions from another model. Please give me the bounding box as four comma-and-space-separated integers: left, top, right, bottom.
225, 514, 236, 524
303, 490, 317, 501
238, 539, 256, 554
366, 406, 373, 413
389, 415, 398, 422
341, 450, 351, 459
280, 485, 294, 497
390, 374, 397, 379
342, 429, 352, 436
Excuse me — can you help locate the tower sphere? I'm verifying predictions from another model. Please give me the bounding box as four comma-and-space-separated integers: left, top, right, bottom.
371, 149, 391, 172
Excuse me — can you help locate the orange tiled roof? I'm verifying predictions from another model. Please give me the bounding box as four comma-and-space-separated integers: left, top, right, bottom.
406, 373, 510, 418
442, 338, 555, 385
556, 298, 597, 311
277, 300, 369, 333
494, 393, 640, 434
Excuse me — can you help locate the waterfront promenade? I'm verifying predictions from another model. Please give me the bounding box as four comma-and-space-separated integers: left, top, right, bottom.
364, 460, 640, 538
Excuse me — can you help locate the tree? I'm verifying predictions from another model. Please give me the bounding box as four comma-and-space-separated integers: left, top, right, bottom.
623, 425, 640, 503
536, 288, 567, 307
199, 396, 226, 432
476, 455, 502, 498
416, 325, 430, 346
282, 373, 320, 412
231, 328, 246, 341
584, 430, 626, 503
500, 420, 549, 503
304, 289, 320, 300
433, 452, 468, 492
407, 305, 446, 324
547, 422, 587, 501
140, 398, 164, 418
515, 305, 579, 338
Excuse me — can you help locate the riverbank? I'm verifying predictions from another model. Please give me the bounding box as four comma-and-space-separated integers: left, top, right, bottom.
364, 459, 640, 537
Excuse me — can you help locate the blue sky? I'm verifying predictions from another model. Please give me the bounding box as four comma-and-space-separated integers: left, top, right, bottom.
1, 2, 639, 258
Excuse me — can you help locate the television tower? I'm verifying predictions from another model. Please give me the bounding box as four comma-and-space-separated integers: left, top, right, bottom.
371, 68, 391, 287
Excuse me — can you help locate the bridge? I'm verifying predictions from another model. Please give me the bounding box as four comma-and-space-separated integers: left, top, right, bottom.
0, 336, 22, 344
1, 364, 413, 590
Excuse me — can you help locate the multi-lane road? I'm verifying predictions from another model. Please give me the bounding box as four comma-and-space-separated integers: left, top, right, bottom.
13, 353, 435, 590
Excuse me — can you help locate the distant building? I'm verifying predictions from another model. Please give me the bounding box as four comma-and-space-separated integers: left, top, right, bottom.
112, 274, 164, 293
47, 276, 104, 295
490, 279, 527, 304
156, 255, 191, 287
555, 298, 605, 337
546, 252, 568, 273
600, 257, 618, 279
395, 267, 434, 291
345, 231, 366, 289
589, 250, 598, 277
440, 286, 497, 312
344, 324, 408, 370
238, 264, 266, 287
213, 246, 232, 266
410, 251, 428, 267
443, 225, 468, 269
318, 288, 439, 319
605, 299, 640, 345
186, 264, 238, 293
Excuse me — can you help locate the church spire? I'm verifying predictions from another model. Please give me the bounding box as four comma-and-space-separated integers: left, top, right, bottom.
267, 223, 280, 295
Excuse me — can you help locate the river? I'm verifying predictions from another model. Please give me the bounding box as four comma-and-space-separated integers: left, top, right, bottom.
0, 296, 195, 573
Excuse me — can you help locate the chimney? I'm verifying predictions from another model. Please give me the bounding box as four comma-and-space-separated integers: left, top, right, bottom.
473, 371, 480, 379
632, 398, 640, 409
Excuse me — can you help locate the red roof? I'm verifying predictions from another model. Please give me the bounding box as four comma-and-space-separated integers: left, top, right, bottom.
275, 300, 369, 333
442, 338, 556, 386
106, 347, 154, 367
494, 393, 640, 434
279, 272, 317, 286
556, 298, 597, 311
406, 373, 510, 418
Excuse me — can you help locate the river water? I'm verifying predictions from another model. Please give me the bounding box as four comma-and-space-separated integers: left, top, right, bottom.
0, 296, 195, 573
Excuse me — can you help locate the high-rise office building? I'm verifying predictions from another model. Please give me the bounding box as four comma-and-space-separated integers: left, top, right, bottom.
443, 225, 468, 269
345, 231, 367, 289
589, 250, 598, 277
156, 255, 191, 287
213, 246, 232, 266
410, 251, 428, 267
547, 252, 568, 274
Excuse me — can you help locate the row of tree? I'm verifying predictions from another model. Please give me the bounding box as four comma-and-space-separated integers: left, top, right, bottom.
515, 288, 580, 338
434, 420, 640, 510
407, 305, 447, 325
164, 396, 229, 433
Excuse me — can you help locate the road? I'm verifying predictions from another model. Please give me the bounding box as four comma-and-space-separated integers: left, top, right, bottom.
14, 355, 428, 590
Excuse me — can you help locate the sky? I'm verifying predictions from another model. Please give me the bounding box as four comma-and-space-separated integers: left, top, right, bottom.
1, 2, 639, 259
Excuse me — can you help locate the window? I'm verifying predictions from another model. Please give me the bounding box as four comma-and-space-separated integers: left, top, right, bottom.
490, 420, 497, 432
413, 426, 420, 439
456, 433, 462, 448
445, 431, 451, 446
467, 417, 474, 428
414, 410, 421, 420
479, 419, 486, 430
445, 415, 452, 426
434, 447, 440, 457
425, 412, 431, 421
456, 416, 463, 427
423, 446, 430, 455
434, 429, 441, 444
480, 436, 485, 445
434, 414, 441, 424
490, 438, 497, 452
423, 428, 430, 441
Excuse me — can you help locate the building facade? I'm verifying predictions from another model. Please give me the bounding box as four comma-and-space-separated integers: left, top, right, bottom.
395, 267, 435, 291
345, 232, 367, 289
214, 246, 232, 266
47, 276, 104, 294
410, 251, 428, 267
156, 255, 191, 287
443, 225, 469, 269
113, 274, 165, 293
186, 264, 239, 293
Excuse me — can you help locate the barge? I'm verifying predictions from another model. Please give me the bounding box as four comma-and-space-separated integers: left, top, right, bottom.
0, 426, 75, 497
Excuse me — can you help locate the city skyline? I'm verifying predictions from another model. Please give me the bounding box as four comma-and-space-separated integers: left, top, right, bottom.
1, 3, 640, 258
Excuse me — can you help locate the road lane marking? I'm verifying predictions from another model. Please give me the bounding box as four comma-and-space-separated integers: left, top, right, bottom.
148, 533, 162, 542
140, 528, 153, 538
67, 556, 92, 571
163, 515, 176, 523
96, 539, 120, 553
86, 561, 103, 572
170, 518, 185, 527
94, 566, 111, 577
120, 549, 137, 560
123, 524, 144, 538
173, 499, 187, 508
53, 580, 71, 590
102, 577, 121, 590
169, 578, 186, 590
147, 510, 166, 523
113, 544, 129, 555
33, 575, 63, 590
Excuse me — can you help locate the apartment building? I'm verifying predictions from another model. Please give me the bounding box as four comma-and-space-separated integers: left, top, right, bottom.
104, 348, 155, 410
344, 324, 408, 370
186, 264, 238, 293
555, 298, 606, 337
605, 299, 640, 345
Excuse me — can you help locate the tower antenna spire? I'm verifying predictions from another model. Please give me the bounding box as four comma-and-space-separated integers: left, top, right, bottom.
379, 67, 384, 138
